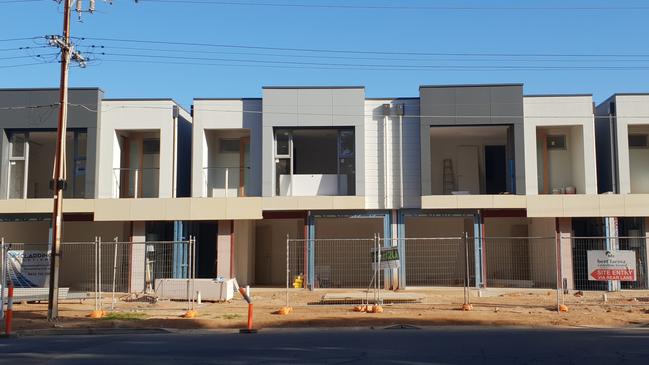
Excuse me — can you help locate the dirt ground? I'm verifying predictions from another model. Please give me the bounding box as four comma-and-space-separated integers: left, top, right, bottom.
7, 288, 649, 333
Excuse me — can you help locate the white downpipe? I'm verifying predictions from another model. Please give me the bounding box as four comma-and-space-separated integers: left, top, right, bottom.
399, 114, 404, 208
225, 168, 229, 198
383, 114, 389, 209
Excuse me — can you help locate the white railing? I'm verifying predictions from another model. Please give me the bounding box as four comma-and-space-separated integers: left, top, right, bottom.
203, 167, 250, 197
112, 168, 159, 198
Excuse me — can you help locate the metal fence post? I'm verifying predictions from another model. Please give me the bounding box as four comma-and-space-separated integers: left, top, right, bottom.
555, 231, 562, 313
192, 236, 196, 310
98, 236, 102, 311
286, 234, 290, 308
0, 237, 5, 322
94, 236, 99, 312
464, 232, 470, 306
185, 239, 191, 311
111, 237, 118, 311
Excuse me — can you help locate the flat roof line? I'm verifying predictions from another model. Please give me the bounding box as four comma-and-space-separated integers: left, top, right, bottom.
420, 83, 523, 89
193, 98, 261, 101
262, 86, 365, 89
524, 93, 593, 98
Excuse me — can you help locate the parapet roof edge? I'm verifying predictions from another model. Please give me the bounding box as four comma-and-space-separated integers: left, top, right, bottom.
0, 87, 103, 92
419, 83, 523, 89
193, 97, 261, 101
524, 93, 593, 98
262, 86, 365, 89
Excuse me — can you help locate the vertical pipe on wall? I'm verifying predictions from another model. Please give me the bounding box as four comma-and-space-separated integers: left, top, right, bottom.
399, 113, 404, 208
383, 113, 389, 209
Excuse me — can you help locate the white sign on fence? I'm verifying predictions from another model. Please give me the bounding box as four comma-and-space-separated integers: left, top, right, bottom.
587, 250, 636, 281
7, 249, 50, 288
371, 246, 400, 270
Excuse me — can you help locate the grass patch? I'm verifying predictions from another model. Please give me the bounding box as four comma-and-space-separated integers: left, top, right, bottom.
101, 312, 148, 321
221, 313, 242, 320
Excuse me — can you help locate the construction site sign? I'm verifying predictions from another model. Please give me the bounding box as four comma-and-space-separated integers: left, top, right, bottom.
6, 249, 51, 288
587, 250, 636, 281
371, 246, 400, 270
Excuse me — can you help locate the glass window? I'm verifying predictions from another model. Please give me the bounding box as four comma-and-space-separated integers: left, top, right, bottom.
10, 133, 26, 158
276, 130, 290, 156
338, 129, 354, 158
9, 160, 25, 199
275, 158, 290, 196
339, 158, 355, 196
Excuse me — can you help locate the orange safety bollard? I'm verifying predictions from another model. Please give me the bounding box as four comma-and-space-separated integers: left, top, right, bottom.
247, 303, 253, 330
240, 302, 257, 334
4, 284, 13, 337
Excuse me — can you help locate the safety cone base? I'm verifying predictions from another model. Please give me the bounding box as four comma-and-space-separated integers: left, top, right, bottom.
239, 328, 258, 334
182, 310, 198, 318
88, 310, 106, 319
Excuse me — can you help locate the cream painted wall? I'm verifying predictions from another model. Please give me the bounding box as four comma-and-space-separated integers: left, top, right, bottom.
192, 99, 262, 198
254, 218, 303, 285
0, 221, 50, 243
405, 216, 468, 238
98, 100, 187, 198
234, 220, 255, 286
527, 217, 557, 287
628, 124, 649, 193
524, 95, 597, 195
537, 126, 586, 194
429, 132, 507, 195
364, 99, 421, 209
206, 129, 249, 197
315, 217, 382, 239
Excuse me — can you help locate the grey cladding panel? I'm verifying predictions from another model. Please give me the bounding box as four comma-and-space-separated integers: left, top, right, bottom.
420, 85, 523, 126
0, 89, 101, 129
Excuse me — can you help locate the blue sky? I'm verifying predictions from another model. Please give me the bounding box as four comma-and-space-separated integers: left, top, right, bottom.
1, 0, 648, 108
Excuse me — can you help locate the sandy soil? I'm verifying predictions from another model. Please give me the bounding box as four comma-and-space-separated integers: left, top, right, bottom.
7, 288, 649, 333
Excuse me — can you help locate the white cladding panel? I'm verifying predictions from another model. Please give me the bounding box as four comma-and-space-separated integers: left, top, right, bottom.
191, 99, 262, 197
364, 99, 421, 209
523, 95, 597, 195
612, 95, 649, 194
98, 100, 180, 199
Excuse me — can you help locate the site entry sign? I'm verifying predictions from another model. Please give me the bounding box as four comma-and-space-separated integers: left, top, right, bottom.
587, 250, 636, 281
371, 246, 400, 270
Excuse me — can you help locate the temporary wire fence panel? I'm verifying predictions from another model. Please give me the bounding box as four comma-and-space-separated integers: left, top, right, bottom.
313, 239, 375, 289
287, 239, 306, 290
483, 237, 557, 289
101, 240, 193, 292
2, 242, 97, 292
572, 237, 648, 291
402, 237, 473, 287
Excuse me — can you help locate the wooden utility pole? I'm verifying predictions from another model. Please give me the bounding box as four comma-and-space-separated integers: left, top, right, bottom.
47, 0, 73, 322
47, 0, 92, 322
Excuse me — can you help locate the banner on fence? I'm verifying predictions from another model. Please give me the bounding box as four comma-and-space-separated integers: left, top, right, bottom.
371, 246, 400, 270
587, 250, 636, 281
6, 249, 50, 287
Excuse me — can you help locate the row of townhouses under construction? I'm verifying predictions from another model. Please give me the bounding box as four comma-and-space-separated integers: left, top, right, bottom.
0, 84, 648, 292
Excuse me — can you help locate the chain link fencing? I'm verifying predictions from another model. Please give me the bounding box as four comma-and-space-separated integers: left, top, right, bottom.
561, 237, 648, 309
0, 237, 197, 318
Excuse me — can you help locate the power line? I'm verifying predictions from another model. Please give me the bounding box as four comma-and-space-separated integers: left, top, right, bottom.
4, 103, 649, 121
73, 36, 649, 58
0, 36, 42, 42
89, 54, 649, 71
77, 44, 649, 63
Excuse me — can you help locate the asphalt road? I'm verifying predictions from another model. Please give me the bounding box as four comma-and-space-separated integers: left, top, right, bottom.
1, 326, 648, 364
